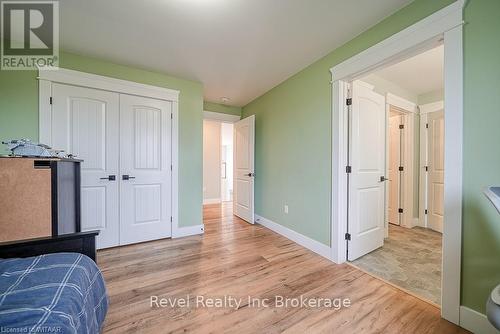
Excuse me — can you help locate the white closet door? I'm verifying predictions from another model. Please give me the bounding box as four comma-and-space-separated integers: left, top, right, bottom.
427, 110, 445, 233
348, 81, 386, 261
51, 83, 120, 249
119, 94, 172, 245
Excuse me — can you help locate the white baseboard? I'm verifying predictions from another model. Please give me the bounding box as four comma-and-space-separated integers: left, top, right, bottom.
460, 306, 498, 334
203, 198, 221, 205
172, 224, 205, 238
255, 215, 331, 260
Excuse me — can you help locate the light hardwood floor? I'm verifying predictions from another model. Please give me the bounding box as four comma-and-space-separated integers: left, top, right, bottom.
98, 203, 468, 333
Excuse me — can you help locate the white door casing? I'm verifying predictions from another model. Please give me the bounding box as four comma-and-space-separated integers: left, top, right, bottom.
331, 0, 464, 324
388, 111, 402, 226
427, 110, 445, 233
119, 94, 173, 244
348, 81, 386, 261
233, 115, 255, 223
51, 83, 120, 249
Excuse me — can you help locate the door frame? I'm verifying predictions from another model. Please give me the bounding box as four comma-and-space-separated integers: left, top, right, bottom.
385, 93, 418, 232
330, 0, 464, 324
37, 67, 184, 238
202, 111, 240, 205
419, 100, 445, 231
203, 110, 241, 124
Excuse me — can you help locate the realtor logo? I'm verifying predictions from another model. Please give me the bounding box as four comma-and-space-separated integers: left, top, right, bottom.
1, 1, 59, 70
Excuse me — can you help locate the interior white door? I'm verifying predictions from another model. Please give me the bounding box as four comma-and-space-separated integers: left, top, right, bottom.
119, 94, 172, 245
348, 81, 386, 261
51, 83, 120, 249
427, 110, 445, 233
388, 111, 402, 226
233, 115, 255, 223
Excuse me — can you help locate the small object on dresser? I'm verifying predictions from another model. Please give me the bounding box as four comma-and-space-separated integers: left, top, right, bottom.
2, 138, 74, 158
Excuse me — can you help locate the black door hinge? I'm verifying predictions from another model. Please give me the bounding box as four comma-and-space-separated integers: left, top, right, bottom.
49, 97, 53, 105
424, 209, 428, 215
171, 113, 173, 119
345, 233, 351, 241
399, 124, 404, 129
425, 166, 429, 172
170, 216, 173, 222
346, 166, 352, 174
398, 208, 404, 213
346, 98, 352, 106
399, 166, 404, 171
426, 123, 429, 129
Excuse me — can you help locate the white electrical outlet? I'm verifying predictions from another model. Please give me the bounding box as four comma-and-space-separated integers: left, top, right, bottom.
284, 205, 289, 214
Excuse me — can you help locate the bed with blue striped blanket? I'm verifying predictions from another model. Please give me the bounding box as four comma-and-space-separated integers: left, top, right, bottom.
0, 253, 108, 333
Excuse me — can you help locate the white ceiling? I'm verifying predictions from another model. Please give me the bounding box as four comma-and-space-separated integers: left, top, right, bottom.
60, 0, 413, 107
374, 45, 444, 96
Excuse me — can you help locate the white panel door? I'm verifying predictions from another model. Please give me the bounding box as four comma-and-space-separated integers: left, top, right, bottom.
348, 81, 386, 261
427, 110, 445, 233
233, 115, 255, 223
51, 83, 120, 249
388, 112, 402, 226
119, 94, 172, 245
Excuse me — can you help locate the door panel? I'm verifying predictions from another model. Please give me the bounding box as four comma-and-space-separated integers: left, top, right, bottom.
233, 115, 255, 223
388, 112, 402, 225
51, 83, 120, 249
348, 81, 386, 261
427, 110, 444, 232
119, 94, 172, 245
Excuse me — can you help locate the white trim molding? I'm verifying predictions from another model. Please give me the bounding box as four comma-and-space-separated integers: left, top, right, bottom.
330, 0, 464, 81
203, 110, 241, 123
255, 215, 331, 260
171, 100, 181, 239
330, 1, 464, 325
38, 67, 180, 102
459, 306, 499, 334
331, 80, 350, 263
387, 93, 418, 113
172, 224, 205, 239
419, 100, 445, 114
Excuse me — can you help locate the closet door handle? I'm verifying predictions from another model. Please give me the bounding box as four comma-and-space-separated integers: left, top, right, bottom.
100, 175, 116, 181
122, 175, 136, 180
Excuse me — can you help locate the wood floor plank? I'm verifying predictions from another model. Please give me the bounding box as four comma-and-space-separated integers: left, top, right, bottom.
99, 203, 468, 333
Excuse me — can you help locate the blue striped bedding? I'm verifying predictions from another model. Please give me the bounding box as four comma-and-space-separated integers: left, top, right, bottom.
0, 253, 108, 333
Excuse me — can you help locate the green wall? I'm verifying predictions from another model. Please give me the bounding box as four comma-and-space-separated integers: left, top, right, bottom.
462, 0, 500, 313
203, 101, 242, 116
243, 0, 500, 314
0, 52, 203, 228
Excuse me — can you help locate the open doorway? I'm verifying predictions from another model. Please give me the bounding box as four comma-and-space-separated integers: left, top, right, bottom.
202, 111, 255, 227
202, 119, 234, 205
220, 123, 234, 203
346, 45, 445, 306
202, 118, 234, 222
